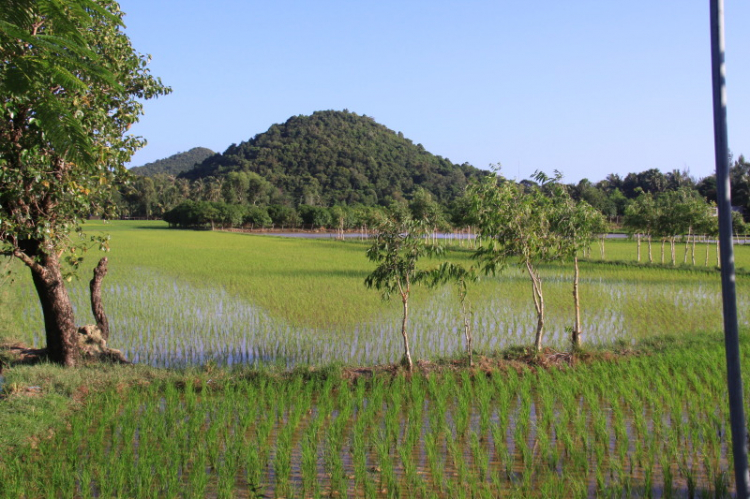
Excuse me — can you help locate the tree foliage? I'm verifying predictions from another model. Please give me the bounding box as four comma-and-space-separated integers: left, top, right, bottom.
364, 212, 441, 369
470, 174, 559, 351
179, 110, 486, 207
0, 0, 169, 365
129, 147, 214, 177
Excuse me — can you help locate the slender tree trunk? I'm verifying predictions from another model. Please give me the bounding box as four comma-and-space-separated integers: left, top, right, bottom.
648, 235, 653, 263
670, 237, 676, 266
660, 239, 666, 264
526, 261, 545, 351
706, 237, 710, 267
28, 251, 80, 366
598, 236, 605, 260
572, 255, 582, 349
636, 234, 641, 262
89, 257, 110, 341
400, 294, 413, 370
461, 298, 473, 367
691, 230, 696, 266
716, 239, 720, 268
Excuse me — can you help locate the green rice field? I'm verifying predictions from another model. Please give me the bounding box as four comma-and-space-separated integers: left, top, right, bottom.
2, 335, 748, 498
2, 221, 750, 498
3, 221, 748, 368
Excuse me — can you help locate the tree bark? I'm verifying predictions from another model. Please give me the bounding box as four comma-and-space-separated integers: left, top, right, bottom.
660, 239, 666, 264
691, 233, 696, 266
636, 234, 641, 262
706, 237, 710, 267
683, 228, 691, 265
461, 298, 473, 367
89, 257, 110, 341
670, 237, 676, 266
571, 255, 582, 349
527, 261, 545, 352
716, 239, 720, 268
400, 294, 413, 370
28, 251, 80, 366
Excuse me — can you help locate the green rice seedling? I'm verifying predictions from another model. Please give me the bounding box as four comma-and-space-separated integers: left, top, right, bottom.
300, 428, 321, 499
469, 430, 489, 483
446, 430, 468, 488
217, 439, 242, 499
426, 372, 448, 434
272, 427, 294, 498
490, 420, 513, 482
188, 442, 210, 498
324, 434, 346, 497
424, 431, 445, 493
374, 428, 398, 497
242, 427, 263, 494
351, 413, 369, 496
398, 443, 425, 497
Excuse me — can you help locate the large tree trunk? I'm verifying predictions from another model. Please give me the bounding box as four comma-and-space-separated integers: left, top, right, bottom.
571, 255, 582, 349
28, 251, 80, 367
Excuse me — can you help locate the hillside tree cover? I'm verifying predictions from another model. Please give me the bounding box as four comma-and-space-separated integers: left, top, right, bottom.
128, 146, 214, 177
0, 0, 169, 365
179, 110, 485, 207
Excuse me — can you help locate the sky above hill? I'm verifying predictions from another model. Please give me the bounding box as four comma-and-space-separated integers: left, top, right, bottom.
120, 1, 749, 184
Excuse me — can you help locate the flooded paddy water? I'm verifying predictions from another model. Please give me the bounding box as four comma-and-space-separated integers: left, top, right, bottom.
14, 264, 745, 369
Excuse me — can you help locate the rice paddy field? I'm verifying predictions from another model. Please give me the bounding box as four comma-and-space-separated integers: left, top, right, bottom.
2, 220, 750, 498
3, 220, 749, 368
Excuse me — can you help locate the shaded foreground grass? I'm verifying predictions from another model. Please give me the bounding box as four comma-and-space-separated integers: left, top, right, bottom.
2, 331, 749, 498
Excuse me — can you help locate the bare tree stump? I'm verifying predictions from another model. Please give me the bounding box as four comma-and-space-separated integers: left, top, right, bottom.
89, 257, 109, 341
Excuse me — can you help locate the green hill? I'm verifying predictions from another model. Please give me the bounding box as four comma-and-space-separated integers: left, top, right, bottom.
179, 110, 485, 206
130, 147, 215, 177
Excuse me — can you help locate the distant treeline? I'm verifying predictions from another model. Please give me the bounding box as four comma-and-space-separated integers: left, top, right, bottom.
161, 188, 464, 232
116, 154, 750, 230
117, 110, 750, 232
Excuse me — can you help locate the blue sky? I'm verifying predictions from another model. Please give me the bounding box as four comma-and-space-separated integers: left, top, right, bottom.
120, 1, 749, 184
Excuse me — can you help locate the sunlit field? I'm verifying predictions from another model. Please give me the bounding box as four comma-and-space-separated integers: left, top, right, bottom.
3, 221, 749, 368
4, 221, 750, 497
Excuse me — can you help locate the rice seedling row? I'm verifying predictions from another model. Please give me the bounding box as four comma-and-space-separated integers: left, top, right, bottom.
3, 336, 747, 498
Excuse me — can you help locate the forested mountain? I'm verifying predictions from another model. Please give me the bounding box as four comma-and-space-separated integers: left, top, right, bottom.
179, 110, 485, 206
129, 147, 215, 177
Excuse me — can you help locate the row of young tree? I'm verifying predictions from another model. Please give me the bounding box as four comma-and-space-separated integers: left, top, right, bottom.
365, 168, 749, 370
162, 187, 467, 234
365, 172, 607, 370
623, 188, 746, 266
566, 155, 750, 221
